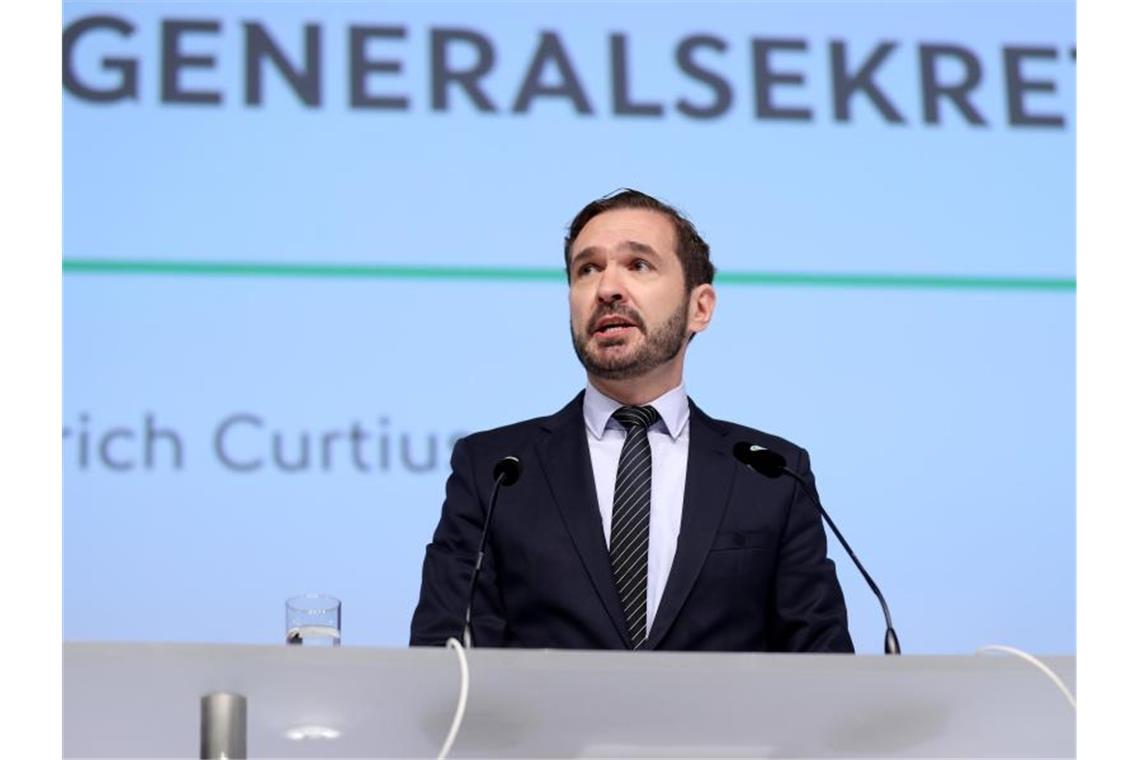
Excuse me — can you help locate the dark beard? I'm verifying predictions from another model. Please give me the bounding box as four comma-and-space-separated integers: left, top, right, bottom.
571, 300, 689, 380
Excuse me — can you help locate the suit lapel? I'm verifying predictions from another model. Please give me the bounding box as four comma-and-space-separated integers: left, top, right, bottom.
534, 393, 632, 647
645, 400, 737, 649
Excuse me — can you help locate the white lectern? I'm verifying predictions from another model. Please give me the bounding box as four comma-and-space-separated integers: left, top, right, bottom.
64, 642, 1074, 757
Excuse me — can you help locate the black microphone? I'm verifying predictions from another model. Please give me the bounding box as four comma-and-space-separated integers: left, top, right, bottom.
733, 441, 901, 655
492, 456, 523, 486
462, 455, 522, 647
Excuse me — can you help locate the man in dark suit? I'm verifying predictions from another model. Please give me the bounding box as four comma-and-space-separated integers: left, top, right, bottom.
411, 189, 853, 652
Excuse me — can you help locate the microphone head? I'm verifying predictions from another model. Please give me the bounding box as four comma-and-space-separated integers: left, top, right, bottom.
492, 456, 523, 486
732, 441, 787, 478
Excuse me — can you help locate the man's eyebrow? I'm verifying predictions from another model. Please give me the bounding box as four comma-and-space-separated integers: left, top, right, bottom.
622, 240, 660, 257
569, 246, 599, 268
570, 240, 661, 267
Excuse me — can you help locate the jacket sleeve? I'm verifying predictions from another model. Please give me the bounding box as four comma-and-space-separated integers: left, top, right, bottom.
770, 446, 856, 653
409, 436, 509, 646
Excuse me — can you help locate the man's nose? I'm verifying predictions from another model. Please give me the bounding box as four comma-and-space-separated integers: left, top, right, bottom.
596, 265, 626, 303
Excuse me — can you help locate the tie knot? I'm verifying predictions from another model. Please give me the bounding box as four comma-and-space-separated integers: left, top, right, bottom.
613, 405, 661, 431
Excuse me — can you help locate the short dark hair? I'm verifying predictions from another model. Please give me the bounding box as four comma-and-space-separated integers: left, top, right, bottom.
563, 189, 715, 292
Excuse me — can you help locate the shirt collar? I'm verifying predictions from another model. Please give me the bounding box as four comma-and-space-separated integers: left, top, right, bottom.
583, 381, 690, 442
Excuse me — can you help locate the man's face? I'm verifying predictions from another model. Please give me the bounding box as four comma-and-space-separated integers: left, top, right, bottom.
568, 208, 691, 380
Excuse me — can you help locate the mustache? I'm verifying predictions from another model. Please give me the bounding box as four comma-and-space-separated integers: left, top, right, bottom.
587, 304, 646, 334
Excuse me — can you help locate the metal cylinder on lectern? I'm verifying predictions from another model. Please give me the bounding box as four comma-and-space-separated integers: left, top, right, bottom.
199, 691, 247, 759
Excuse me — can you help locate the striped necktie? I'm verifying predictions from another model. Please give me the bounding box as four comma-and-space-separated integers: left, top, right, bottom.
609, 404, 661, 649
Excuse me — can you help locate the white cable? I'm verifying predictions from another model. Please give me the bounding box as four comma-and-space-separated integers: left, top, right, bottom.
976, 644, 1076, 710
437, 637, 470, 760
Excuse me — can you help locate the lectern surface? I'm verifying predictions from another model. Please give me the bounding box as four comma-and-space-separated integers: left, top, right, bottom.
64, 642, 1075, 758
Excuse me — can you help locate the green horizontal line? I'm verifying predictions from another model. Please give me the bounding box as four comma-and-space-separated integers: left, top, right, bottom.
62, 259, 561, 282
61, 259, 1075, 292
716, 271, 1074, 291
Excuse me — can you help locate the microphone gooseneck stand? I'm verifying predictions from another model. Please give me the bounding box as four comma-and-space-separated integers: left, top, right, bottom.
462, 456, 522, 648
733, 442, 901, 655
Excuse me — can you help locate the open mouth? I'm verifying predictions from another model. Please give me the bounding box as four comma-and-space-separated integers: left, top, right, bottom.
591, 314, 640, 335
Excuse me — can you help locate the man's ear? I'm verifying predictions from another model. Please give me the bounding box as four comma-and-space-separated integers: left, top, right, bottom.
688, 284, 716, 336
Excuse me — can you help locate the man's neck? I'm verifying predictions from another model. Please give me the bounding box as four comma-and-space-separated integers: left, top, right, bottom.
587, 364, 684, 406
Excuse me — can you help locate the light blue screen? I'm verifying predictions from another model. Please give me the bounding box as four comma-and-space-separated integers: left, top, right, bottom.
63, 0, 1075, 653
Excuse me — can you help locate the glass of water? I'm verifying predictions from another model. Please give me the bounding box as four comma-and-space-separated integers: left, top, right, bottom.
286, 593, 341, 646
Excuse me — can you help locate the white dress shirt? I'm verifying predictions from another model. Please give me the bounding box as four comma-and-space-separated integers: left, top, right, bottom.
583, 381, 690, 635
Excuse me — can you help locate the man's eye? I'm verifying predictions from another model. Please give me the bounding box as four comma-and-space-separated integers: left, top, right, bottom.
578, 263, 599, 276
632, 259, 652, 271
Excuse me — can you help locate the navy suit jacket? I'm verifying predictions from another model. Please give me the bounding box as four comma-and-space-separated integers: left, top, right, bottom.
410, 393, 854, 652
